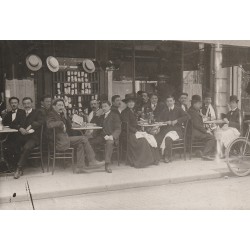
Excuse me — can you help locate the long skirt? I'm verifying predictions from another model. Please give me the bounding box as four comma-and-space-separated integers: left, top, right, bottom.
127, 133, 159, 168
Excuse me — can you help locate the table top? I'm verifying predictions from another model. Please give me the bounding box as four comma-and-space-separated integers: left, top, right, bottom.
203, 120, 226, 124
138, 122, 169, 127
72, 126, 103, 130
0, 127, 18, 133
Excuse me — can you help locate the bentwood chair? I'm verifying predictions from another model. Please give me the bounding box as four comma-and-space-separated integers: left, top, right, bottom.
188, 120, 206, 160
120, 121, 129, 164
170, 119, 190, 161
28, 125, 44, 172
47, 128, 75, 175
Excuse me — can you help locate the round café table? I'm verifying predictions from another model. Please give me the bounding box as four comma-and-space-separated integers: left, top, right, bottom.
137, 122, 169, 131
72, 124, 103, 135
203, 120, 227, 125
0, 127, 18, 173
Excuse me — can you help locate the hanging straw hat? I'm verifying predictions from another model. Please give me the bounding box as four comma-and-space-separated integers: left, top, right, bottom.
46, 56, 59, 72
82, 59, 95, 73
26, 54, 42, 71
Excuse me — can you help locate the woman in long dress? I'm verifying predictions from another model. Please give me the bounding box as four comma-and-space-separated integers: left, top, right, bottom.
217, 95, 241, 153
121, 95, 160, 168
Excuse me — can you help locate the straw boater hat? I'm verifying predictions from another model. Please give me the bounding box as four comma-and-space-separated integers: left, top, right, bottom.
82, 59, 95, 73
26, 54, 42, 71
46, 56, 59, 72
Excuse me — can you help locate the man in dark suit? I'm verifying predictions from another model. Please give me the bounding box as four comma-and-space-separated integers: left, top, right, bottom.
2, 97, 26, 168
90, 100, 121, 173
111, 95, 122, 115
14, 97, 44, 179
188, 95, 216, 160
223, 95, 240, 131
47, 99, 103, 174
146, 93, 166, 121
155, 95, 189, 163
176, 92, 188, 112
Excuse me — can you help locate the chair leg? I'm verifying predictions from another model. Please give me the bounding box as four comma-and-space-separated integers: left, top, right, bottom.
47, 148, 50, 172
189, 144, 192, 160
117, 147, 120, 166
52, 151, 55, 175
40, 148, 44, 173
72, 149, 75, 173
184, 146, 186, 161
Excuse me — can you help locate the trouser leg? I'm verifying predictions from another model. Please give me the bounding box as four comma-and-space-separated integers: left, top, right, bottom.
82, 136, 96, 163
69, 136, 86, 168
164, 137, 173, 158
105, 140, 114, 164
17, 139, 38, 169
203, 135, 216, 156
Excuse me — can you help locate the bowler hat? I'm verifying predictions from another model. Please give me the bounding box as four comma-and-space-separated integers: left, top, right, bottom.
229, 95, 239, 103
122, 94, 136, 103
191, 95, 202, 103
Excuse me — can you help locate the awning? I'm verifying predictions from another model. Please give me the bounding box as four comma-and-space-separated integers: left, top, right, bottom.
189, 40, 250, 48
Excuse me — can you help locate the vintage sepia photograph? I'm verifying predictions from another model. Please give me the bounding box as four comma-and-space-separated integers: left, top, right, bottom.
0, 40, 250, 210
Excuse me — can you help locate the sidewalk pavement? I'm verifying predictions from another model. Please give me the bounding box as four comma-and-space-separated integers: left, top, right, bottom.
0, 158, 231, 204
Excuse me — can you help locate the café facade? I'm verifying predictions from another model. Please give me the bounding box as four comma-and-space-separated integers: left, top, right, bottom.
0, 40, 250, 118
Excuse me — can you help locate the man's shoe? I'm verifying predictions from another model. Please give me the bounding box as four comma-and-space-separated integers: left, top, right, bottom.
164, 156, 170, 163
89, 160, 105, 167
105, 163, 112, 173
202, 155, 214, 161
153, 160, 159, 166
74, 168, 85, 174
14, 168, 23, 179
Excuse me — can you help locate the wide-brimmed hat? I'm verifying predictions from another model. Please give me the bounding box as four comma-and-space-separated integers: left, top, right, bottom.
26, 54, 42, 71
46, 56, 59, 72
122, 94, 137, 103
82, 59, 95, 73
229, 95, 239, 103
191, 95, 202, 103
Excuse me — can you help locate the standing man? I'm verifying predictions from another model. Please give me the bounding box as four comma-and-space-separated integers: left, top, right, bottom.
90, 100, 121, 173
188, 95, 216, 161
201, 93, 216, 120
14, 97, 44, 179
111, 95, 122, 115
38, 95, 52, 121
2, 97, 26, 169
155, 95, 189, 163
88, 99, 103, 123
177, 92, 188, 112
147, 93, 166, 121
47, 99, 103, 174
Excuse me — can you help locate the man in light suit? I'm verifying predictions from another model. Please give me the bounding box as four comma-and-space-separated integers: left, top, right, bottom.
90, 100, 121, 173
47, 99, 103, 174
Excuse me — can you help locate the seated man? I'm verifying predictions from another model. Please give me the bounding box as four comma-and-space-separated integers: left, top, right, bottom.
217, 95, 241, 151
90, 100, 121, 173
177, 92, 188, 112
47, 99, 103, 174
147, 93, 166, 121
88, 99, 103, 123
14, 97, 44, 179
136, 91, 151, 113
188, 95, 216, 161
2, 97, 26, 168
155, 95, 189, 163
111, 95, 122, 115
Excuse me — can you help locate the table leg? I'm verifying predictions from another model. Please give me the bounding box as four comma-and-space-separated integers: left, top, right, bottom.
0, 134, 11, 173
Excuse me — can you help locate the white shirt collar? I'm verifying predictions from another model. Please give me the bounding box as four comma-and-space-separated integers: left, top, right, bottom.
169, 105, 174, 111
104, 110, 111, 118
26, 108, 32, 115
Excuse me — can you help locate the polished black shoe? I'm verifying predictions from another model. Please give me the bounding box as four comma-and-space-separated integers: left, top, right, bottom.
105, 163, 112, 173
153, 160, 159, 166
14, 168, 23, 179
